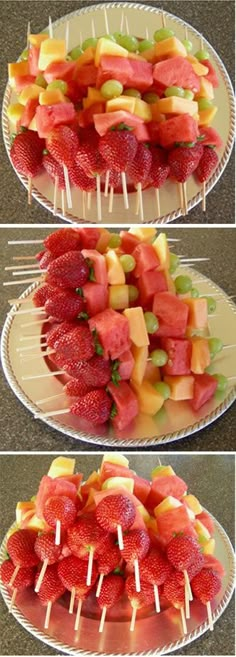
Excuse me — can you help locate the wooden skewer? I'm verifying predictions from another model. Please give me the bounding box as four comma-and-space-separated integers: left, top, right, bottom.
184, 570, 192, 600
27, 176, 32, 205
3, 277, 43, 286
130, 606, 137, 632
183, 182, 188, 215
82, 190, 86, 218
99, 606, 107, 633
20, 349, 55, 362
63, 165, 72, 208
27, 20, 31, 49
96, 174, 102, 222
65, 21, 70, 53
161, 10, 166, 28
86, 548, 95, 586
120, 11, 124, 32
202, 181, 206, 212
44, 600, 52, 629
8, 240, 43, 245
104, 170, 110, 197
206, 600, 213, 631
121, 172, 129, 209
12, 269, 45, 276
12, 307, 46, 316
9, 588, 17, 613
104, 8, 110, 34
145, 26, 149, 39
55, 519, 61, 546
153, 584, 160, 613
117, 524, 124, 551
69, 586, 76, 614
184, 25, 188, 40
135, 190, 139, 215
20, 318, 47, 328
137, 183, 144, 223
61, 189, 66, 216
36, 393, 64, 404
6, 264, 40, 271
35, 407, 70, 419
74, 598, 83, 631
48, 15, 53, 38
125, 15, 130, 35
22, 370, 64, 381
96, 573, 104, 598
180, 606, 187, 635
200, 33, 204, 50
178, 182, 184, 213
53, 176, 58, 215
179, 257, 210, 263
155, 188, 161, 218
35, 559, 49, 593
87, 191, 92, 210
108, 186, 114, 213
9, 565, 20, 587
91, 18, 96, 38
17, 340, 47, 352
12, 256, 37, 261
185, 583, 190, 619
134, 559, 141, 593
20, 333, 48, 341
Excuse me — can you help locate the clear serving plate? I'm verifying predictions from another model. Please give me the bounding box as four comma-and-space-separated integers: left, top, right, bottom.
1, 267, 236, 448
2, 2, 235, 224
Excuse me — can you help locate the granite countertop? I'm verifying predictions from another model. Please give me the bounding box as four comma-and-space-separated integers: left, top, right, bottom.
0, 226, 235, 452
0, 0, 235, 225
0, 453, 235, 655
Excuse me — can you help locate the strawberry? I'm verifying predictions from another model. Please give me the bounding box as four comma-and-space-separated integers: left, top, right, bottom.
10, 130, 45, 177
99, 131, 138, 172
149, 146, 170, 188
127, 143, 152, 186
34, 533, 62, 564
0, 559, 36, 589
126, 574, 154, 608
122, 529, 150, 564
67, 517, 107, 559
168, 144, 204, 182
163, 572, 185, 608
71, 388, 112, 425
7, 529, 39, 567
195, 146, 219, 182
64, 378, 93, 398
43, 152, 65, 189
46, 321, 78, 348
96, 494, 136, 533
67, 161, 97, 191
54, 324, 95, 361
191, 568, 221, 604
166, 535, 200, 571
68, 356, 111, 388
98, 573, 125, 608
43, 495, 77, 530
97, 543, 121, 576
32, 284, 56, 308
79, 126, 100, 146
44, 228, 81, 258
35, 563, 66, 605
76, 143, 107, 176
46, 125, 79, 167
108, 169, 120, 188
46, 250, 89, 289
45, 289, 85, 322
175, 551, 204, 584
58, 555, 97, 592
38, 251, 55, 270
140, 550, 171, 585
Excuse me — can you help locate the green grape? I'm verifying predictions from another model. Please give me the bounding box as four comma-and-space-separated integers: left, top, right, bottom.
153, 381, 171, 400
128, 285, 139, 302
208, 337, 223, 359
119, 254, 136, 273
175, 275, 192, 294
183, 89, 194, 100
20, 48, 29, 61
35, 74, 47, 88
100, 79, 123, 99
191, 287, 199, 298
144, 312, 159, 334
69, 45, 84, 60
113, 32, 123, 43
100, 34, 116, 42
154, 28, 174, 42
47, 80, 68, 94
82, 37, 98, 50
169, 252, 180, 274
108, 233, 121, 248
182, 39, 192, 53
138, 38, 154, 52
123, 88, 141, 98
195, 49, 209, 61
66, 55, 73, 61
150, 349, 168, 367
213, 373, 228, 393
165, 86, 185, 98
197, 98, 213, 110
142, 92, 159, 104
118, 35, 139, 52
205, 296, 217, 313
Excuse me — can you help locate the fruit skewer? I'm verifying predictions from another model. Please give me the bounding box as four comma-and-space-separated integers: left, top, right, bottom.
34, 533, 62, 592
98, 574, 125, 633
96, 494, 136, 552
0, 560, 36, 613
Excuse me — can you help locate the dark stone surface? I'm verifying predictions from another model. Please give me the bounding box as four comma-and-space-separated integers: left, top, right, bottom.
0, 453, 235, 655
0, 0, 235, 224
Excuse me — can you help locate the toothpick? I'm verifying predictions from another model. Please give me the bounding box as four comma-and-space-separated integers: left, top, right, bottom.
206, 600, 214, 631
36, 392, 64, 404
200, 33, 204, 50
183, 182, 188, 215
137, 182, 144, 222
35, 559, 49, 593
91, 18, 96, 38
178, 182, 184, 212
202, 181, 206, 212
96, 573, 104, 598
12, 269, 45, 276
125, 15, 130, 35
135, 190, 139, 215
121, 172, 129, 209
180, 606, 187, 635
12, 307, 46, 316
74, 598, 82, 631
184, 25, 188, 40
20, 349, 55, 362
27, 20, 31, 49
69, 587, 76, 614
130, 606, 137, 632
104, 170, 110, 197
8, 240, 43, 245
61, 189, 66, 216
117, 524, 124, 550
104, 8, 109, 34
155, 188, 161, 218
21, 318, 47, 328
44, 600, 52, 629
63, 165, 72, 208
82, 190, 86, 218
22, 370, 64, 381
9, 588, 17, 613
87, 191, 92, 210
65, 21, 69, 52
12, 256, 37, 261
3, 277, 42, 286
35, 407, 70, 419
96, 174, 102, 222
154, 584, 160, 613
27, 176, 32, 205
134, 559, 141, 593
48, 16, 53, 38
20, 333, 48, 341
17, 342, 48, 352
179, 257, 210, 263
55, 519, 61, 545
99, 606, 107, 633
184, 570, 192, 600
86, 548, 94, 586
120, 11, 124, 32
5, 264, 40, 271
185, 583, 190, 619
53, 177, 58, 215
145, 26, 149, 39
161, 11, 166, 28
108, 186, 114, 213
9, 565, 20, 587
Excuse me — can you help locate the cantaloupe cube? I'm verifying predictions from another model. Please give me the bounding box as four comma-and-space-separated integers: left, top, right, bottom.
152, 232, 170, 268
27, 514, 46, 531
75, 47, 96, 69
189, 60, 209, 76
154, 496, 182, 517
16, 501, 35, 525
7, 103, 24, 126
38, 39, 66, 71
142, 46, 156, 63
109, 284, 129, 310
129, 227, 157, 241
195, 77, 214, 100
184, 297, 208, 329
131, 379, 164, 415
164, 375, 194, 400
83, 89, 104, 108
137, 504, 151, 523
198, 106, 218, 126
105, 250, 125, 284
184, 494, 202, 515
95, 38, 128, 67
28, 33, 48, 47
134, 98, 152, 122
128, 52, 146, 61
96, 228, 111, 253
106, 96, 136, 114
156, 96, 198, 116
151, 103, 166, 122
39, 88, 65, 105
123, 307, 149, 347
191, 336, 211, 374
131, 345, 148, 385
203, 538, 215, 555
8, 60, 29, 85
164, 270, 176, 294
102, 453, 129, 467
144, 361, 161, 384
48, 456, 75, 478
19, 84, 44, 105
155, 36, 187, 60
102, 476, 134, 493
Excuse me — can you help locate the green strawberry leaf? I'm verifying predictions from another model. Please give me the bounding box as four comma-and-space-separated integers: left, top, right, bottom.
110, 402, 118, 419
110, 122, 133, 132
78, 311, 89, 320
86, 258, 96, 282
75, 287, 84, 297
92, 328, 104, 355
111, 360, 121, 385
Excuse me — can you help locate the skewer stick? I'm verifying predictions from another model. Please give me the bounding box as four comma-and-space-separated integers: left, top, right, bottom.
104, 171, 110, 197
104, 8, 110, 34
86, 548, 94, 586
35, 559, 49, 593
96, 174, 102, 222
180, 606, 187, 635
18, 340, 48, 352
48, 16, 53, 38
44, 600, 52, 629
9, 565, 20, 587
63, 165, 72, 208
125, 15, 130, 35
202, 181, 206, 212
121, 172, 129, 209
27, 21, 31, 49
183, 182, 188, 215
36, 392, 64, 404
65, 21, 69, 52
6, 264, 40, 271
20, 349, 55, 362
9, 588, 17, 613
178, 182, 184, 212
184, 25, 188, 40
22, 370, 65, 381
185, 583, 190, 619
184, 570, 192, 600
117, 524, 124, 550
69, 586, 76, 614
34, 407, 70, 420
167, 238, 181, 242
12, 307, 46, 316
134, 559, 141, 593
21, 318, 47, 328
28, 176, 32, 205
99, 606, 107, 633
55, 519, 61, 546
8, 240, 43, 245
74, 598, 82, 631
120, 11, 124, 32
87, 191, 92, 210
20, 333, 48, 341
155, 188, 161, 218
200, 33, 204, 50
91, 18, 96, 38
153, 584, 160, 613
179, 257, 210, 263
12, 256, 37, 261
206, 600, 213, 631
137, 183, 144, 222
61, 189, 66, 216
161, 11, 166, 28
82, 190, 86, 218
108, 186, 114, 213
145, 26, 149, 39
96, 573, 104, 598
53, 176, 58, 215
3, 277, 42, 286
12, 269, 45, 276
130, 606, 137, 632
135, 190, 139, 215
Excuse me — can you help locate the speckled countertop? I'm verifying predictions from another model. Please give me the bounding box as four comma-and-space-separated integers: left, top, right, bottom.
0, 454, 235, 655
0, 0, 235, 224
0, 226, 235, 452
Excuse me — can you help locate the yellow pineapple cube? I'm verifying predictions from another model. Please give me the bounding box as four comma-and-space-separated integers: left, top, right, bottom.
102, 453, 129, 467
7, 103, 24, 127
109, 285, 129, 310
129, 227, 157, 241
95, 38, 128, 67
102, 476, 134, 493
198, 106, 217, 126
28, 33, 48, 47
39, 89, 65, 105
19, 84, 43, 106
48, 456, 75, 478
134, 98, 152, 122
38, 39, 66, 71
106, 96, 136, 114
155, 36, 187, 60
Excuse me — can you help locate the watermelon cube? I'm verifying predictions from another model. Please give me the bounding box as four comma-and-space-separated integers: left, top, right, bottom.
147, 475, 188, 512
28, 45, 40, 76
120, 231, 140, 254
36, 102, 75, 137
191, 373, 217, 411
83, 282, 108, 317
198, 126, 223, 148
118, 350, 135, 380
89, 308, 130, 359
81, 249, 108, 286
158, 114, 199, 149
156, 505, 193, 544
127, 59, 153, 92
153, 292, 189, 337
201, 60, 219, 88
44, 60, 76, 84
138, 269, 168, 308
160, 338, 192, 375
20, 98, 39, 128
203, 555, 225, 578
133, 243, 160, 278
96, 55, 152, 92
107, 381, 139, 431
133, 475, 151, 505
197, 510, 215, 536
76, 64, 97, 87
14, 75, 36, 92
94, 110, 143, 136
78, 228, 100, 249
100, 461, 134, 484
133, 123, 150, 142
153, 56, 200, 93
36, 475, 77, 518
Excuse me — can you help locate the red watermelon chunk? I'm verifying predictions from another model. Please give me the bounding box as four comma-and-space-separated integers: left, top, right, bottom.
158, 114, 199, 149
14, 75, 36, 92
28, 46, 40, 77
120, 231, 140, 254
81, 249, 108, 286
107, 381, 139, 430
133, 122, 150, 142
36, 475, 77, 519
44, 60, 76, 84
147, 475, 188, 512
20, 98, 39, 128
58, 473, 83, 489
191, 373, 217, 411
156, 505, 193, 545
36, 102, 76, 137
89, 308, 130, 360
118, 349, 135, 380
153, 292, 189, 337
83, 282, 108, 316
76, 64, 97, 87
199, 126, 223, 148
97, 56, 152, 92
94, 110, 143, 136
153, 56, 200, 93
133, 475, 151, 505
78, 227, 100, 249
203, 555, 225, 578
201, 59, 219, 87
133, 243, 160, 278
160, 337, 192, 375
100, 461, 134, 484
196, 510, 215, 535
138, 270, 168, 308
127, 59, 153, 92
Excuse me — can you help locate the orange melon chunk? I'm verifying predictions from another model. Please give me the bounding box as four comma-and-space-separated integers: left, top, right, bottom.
198, 106, 218, 126
164, 375, 194, 400
95, 38, 128, 67
75, 47, 96, 70
134, 98, 152, 122
123, 307, 149, 347
131, 345, 148, 385
8, 60, 29, 84
155, 37, 187, 60
190, 337, 211, 374
106, 96, 136, 114
131, 379, 164, 415
19, 84, 43, 105
156, 96, 198, 116
28, 33, 48, 47
7, 103, 24, 126
152, 232, 170, 269
39, 89, 65, 105
109, 285, 129, 310
144, 361, 161, 384
195, 77, 214, 100
105, 250, 125, 285
184, 298, 208, 329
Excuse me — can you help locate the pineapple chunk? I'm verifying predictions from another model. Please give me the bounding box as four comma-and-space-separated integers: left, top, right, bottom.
156, 96, 198, 117
152, 232, 170, 268
8, 60, 29, 85
105, 250, 125, 285
203, 538, 215, 555
194, 519, 211, 544
106, 96, 136, 114
129, 227, 156, 241
7, 103, 24, 127
198, 106, 217, 126
134, 98, 152, 122
19, 84, 43, 106
137, 504, 151, 523
109, 285, 129, 310
27, 514, 46, 531
131, 379, 164, 415
155, 37, 187, 59
95, 38, 128, 67
48, 456, 75, 478
28, 116, 37, 131
28, 33, 48, 47
102, 453, 129, 467
154, 496, 182, 517
195, 77, 214, 100
102, 476, 134, 493
38, 39, 66, 71
123, 307, 149, 347
151, 465, 175, 480
39, 89, 65, 105
184, 494, 202, 515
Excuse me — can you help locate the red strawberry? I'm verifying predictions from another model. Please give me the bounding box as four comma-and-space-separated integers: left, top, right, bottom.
46, 321, 78, 348
69, 356, 111, 388
33, 284, 56, 308
46, 250, 89, 289
76, 143, 107, 176
96, 494, 136, 533
99, 131, 138, 172
10, 130, 45, 177
122, 529, 150, 564
43, 152, 65, 189
45, 289, 85, 322
0, 559, 36, 589
67, 517, 107, 559
43, 495, 77, 530
68, 161, 97, 191
58, 555, 98, 592
163, 572, 185, 608
71, 388, 112, 425
97, 544, 121, 576
44, 228, 81, 258
64, 377, 95, 398
7, 529, 39, 567
191, 568, 221, 604
54, 323, 95, 361
195, 146, 219, 182
140, 550, 171, 585
46, 125, 79, 167
48, 350, 70, 370
126, 574, 154, 608
34, 533, 62, 563
166, 535, 200, 571
149, 146, 170, 188
176, 551, 204, 583
127, 143, 152, 185
79, 125, 100, 146
38, 251, 55, 270
168, 144, 204, 182
35, 563, 66, 605
98, 573, 125, 608
108, 169, 120, 188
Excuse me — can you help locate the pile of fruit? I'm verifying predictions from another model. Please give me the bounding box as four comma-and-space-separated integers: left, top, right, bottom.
0, 455, 224, 635
6, 23, 223, 216
27, 226, 227, 432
